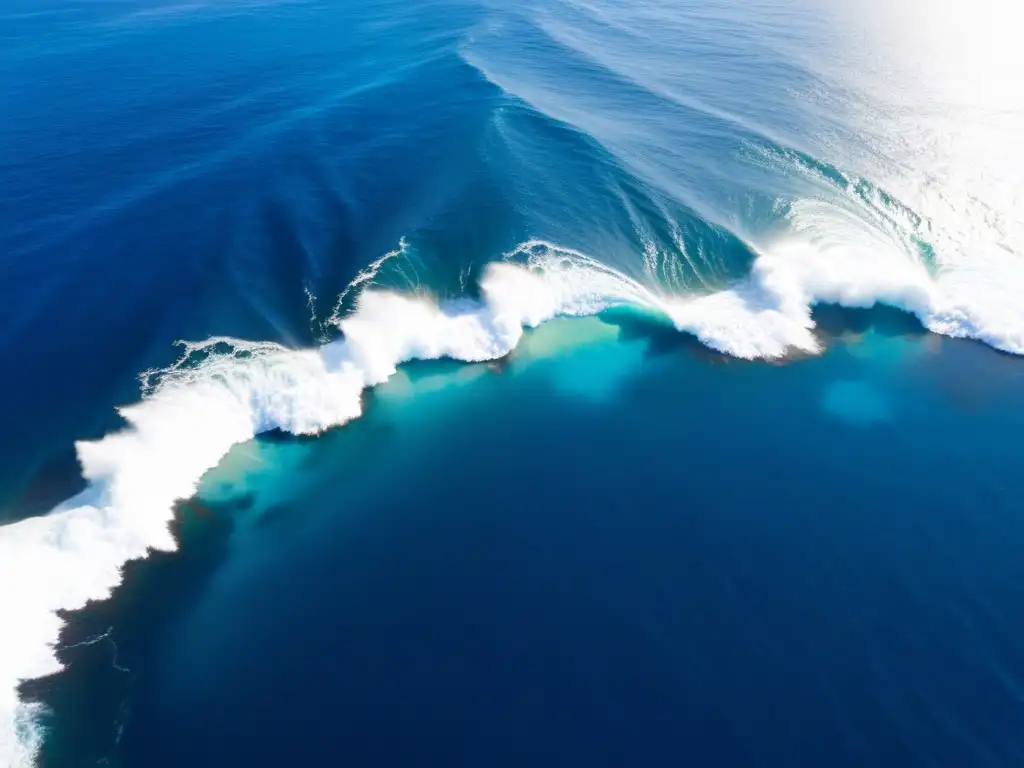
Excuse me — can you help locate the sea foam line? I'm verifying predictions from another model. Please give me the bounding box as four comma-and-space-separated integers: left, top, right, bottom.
2, 234, 1022, 767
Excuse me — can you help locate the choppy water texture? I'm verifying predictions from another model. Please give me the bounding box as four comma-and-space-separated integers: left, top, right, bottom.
1, 0, 1023, 766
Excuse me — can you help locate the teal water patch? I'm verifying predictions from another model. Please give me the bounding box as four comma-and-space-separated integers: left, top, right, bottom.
821, 380, 892, 426
26, 313, 1024, 768
109, 317, 1024, 768
509, 315, 652, 400
195, 439, 317, 516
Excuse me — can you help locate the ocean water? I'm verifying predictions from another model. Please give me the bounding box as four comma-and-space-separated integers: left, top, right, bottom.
1, 0, 1023, 766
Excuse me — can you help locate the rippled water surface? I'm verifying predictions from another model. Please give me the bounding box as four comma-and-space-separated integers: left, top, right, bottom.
1, 0, 1022, 765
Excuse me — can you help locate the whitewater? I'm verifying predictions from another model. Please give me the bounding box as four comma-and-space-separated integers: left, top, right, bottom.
1, 226, 1023, 766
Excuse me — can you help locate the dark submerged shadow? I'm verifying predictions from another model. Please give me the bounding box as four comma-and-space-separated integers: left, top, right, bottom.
811, 303, 929, 344
18, 497, 240, 768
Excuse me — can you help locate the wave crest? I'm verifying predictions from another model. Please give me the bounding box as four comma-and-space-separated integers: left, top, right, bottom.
2, 230, 1022, 766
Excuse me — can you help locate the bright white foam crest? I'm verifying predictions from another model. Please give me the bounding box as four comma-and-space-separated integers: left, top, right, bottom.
927, 245, 1024, 355
2, 230, 1023, 765
328, 236, 414, 325
665, 223, 938, 359
0, 244, 658, 767
665, 198, 1024, 359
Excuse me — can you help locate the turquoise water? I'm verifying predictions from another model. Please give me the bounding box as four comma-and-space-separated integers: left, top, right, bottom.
2, 0, 1024, 765
25, 312, 1024, 766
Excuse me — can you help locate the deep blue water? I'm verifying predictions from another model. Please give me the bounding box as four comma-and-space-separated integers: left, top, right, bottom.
2, 0, 1023, 766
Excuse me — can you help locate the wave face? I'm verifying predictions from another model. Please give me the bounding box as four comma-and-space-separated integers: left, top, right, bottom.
0, 245, 661, 763
2, 0, 1023, 764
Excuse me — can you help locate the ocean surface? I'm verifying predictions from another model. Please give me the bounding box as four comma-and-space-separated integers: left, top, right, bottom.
1, 0, 1023, 766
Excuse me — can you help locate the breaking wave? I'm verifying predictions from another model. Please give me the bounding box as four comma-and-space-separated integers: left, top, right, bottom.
2, 223, 1023, 765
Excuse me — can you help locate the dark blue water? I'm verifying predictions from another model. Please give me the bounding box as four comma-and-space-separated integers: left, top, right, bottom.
2, 1, 1023, 766
37, 317, 1024, 767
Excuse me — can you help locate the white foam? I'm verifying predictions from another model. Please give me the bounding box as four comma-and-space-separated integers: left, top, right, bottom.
664, 199, 1024, 359
328, 237, 414, 325
2, 230, 1022, 766
0, 242, 655, 767
665, 234, 937, 359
